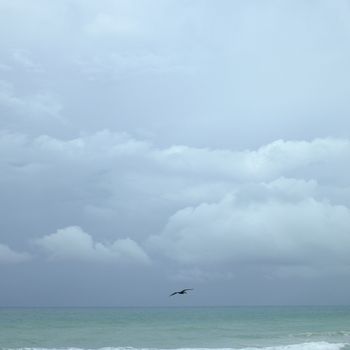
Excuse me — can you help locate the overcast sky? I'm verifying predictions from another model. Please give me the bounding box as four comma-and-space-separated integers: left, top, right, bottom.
1, 0, 350, 307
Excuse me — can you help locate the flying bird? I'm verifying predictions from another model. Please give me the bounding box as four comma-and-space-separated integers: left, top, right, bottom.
169, 288, 193, 297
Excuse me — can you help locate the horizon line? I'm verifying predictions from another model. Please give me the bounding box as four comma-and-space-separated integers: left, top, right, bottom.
1, 304, 350, 308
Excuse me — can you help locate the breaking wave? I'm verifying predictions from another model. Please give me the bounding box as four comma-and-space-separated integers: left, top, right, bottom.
3, 342, 350, 350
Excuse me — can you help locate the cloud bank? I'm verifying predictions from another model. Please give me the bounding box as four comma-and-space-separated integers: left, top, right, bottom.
2, 131, 350, 275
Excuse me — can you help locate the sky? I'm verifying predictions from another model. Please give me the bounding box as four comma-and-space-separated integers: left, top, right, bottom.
1, 0, 350, 307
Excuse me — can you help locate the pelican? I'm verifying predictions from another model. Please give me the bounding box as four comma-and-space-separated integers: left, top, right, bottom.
169, 288, 193, 297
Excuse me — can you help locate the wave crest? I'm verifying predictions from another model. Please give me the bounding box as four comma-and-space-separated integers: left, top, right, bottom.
3, 341, 350, 350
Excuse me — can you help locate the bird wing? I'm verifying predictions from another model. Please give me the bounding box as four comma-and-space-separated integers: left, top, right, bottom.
169, 292, 178, 296
181, 288, 193, 293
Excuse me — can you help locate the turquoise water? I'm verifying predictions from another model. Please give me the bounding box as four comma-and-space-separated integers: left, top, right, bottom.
1, 306, 350, 350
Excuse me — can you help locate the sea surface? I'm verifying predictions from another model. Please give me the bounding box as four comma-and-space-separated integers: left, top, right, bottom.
1, 306, 350, 350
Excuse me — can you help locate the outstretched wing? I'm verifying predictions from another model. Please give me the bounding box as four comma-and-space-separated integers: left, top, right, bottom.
180, 288, 193, 293
169, 292, 178, 296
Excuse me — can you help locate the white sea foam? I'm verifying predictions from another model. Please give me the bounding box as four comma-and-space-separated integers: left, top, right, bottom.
4, 342, 350, 350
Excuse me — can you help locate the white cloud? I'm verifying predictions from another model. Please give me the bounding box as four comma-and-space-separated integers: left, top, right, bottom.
3, 131, 350, 182
0, 243, 31, 264
153, 138, 350, 181
36, 226, 150, 264
148, 187, 350, 269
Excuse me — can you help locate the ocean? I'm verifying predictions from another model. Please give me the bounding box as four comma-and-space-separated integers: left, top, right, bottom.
0, 306, 350, 350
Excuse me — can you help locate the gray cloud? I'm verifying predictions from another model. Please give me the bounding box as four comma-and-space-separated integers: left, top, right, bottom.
2, 0, 350, 305
0, 243, 31, 264
2, 131, 350, 270
2, 131, 349, 182
36, 226, 150, 264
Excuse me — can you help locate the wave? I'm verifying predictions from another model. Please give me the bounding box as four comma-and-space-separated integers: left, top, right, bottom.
290, 332, 350, 338
3, 342, 350, 350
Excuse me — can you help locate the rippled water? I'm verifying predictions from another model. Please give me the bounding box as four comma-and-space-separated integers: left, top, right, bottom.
1, 306, 350, 350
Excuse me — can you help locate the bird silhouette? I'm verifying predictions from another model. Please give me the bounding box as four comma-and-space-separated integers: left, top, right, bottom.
169, 288, 193, 297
